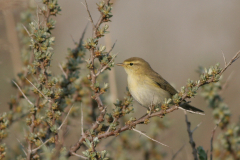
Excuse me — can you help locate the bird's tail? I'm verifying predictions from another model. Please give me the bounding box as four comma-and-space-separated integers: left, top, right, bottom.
179, 103, 205, 115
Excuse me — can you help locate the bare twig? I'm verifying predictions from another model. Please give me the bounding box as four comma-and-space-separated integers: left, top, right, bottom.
81, 105, 84, 135
82, 0, 95, 29
107, 40, 117, 55
221, 50, 227, 67
210, 119, 221, 160
184, 111, 198, 160
32, 139, 51, 153
96, 53, 118, 76
191, 122, 202, 133
132, 128, 170, 148
16, 138, 27, 156
220, 51, 240, 75
71, 152, 88, 159
171, 143, 186, 160
58, 63, 68, 79
25, 78, 51, 102
12, 80, 34, 106
220, 71, 234, 94
79, 22, 89, 46
70, 34, 77, 45
58, 105, 73, 130
21, 24, 31, 37
34, 2, 40, 29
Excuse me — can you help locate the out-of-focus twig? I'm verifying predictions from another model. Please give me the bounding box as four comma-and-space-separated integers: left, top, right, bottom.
16, 138, 27, 156
220, 50, 240, 75
210, 119, 221, 160
58, 105, 73, 130
171, 143, 186, 160
184, 111, 199, 160
219, 71, 234, 94
12, 80, 34, 106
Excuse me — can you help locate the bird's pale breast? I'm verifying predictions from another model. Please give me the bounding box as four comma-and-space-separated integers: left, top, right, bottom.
127, 74, 171, 107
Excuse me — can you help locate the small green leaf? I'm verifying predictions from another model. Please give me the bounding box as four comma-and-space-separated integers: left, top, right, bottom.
197, 146, 208, 160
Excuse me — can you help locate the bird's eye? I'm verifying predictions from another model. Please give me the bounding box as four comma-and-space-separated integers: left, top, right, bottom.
130, 63, 133, 66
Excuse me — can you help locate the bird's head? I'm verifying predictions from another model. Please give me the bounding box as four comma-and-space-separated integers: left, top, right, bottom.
117, 57, 152, 75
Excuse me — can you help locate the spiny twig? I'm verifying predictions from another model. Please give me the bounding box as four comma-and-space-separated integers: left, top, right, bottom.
221, 50, 227, 67
21, 24, 31, 37
107, 39, 117, 55
220, 50, 240, 75
81, 104, 84, 135
16, 137, 27, 156
58, 63, 68, 79
71, 152, 88, 159
25, 78, 51, 102
132, 128, 170, 148
220, 71, 234, 94
96, 53, 118, 76
171, 143, 186, 160
32, 139, 51, 153
184, 111, 199, 160
58, 105, 73, 130
12, 80, 34, 106
82, 0, 95, 29
210, 119, 221, 160
191, 122, 202, 133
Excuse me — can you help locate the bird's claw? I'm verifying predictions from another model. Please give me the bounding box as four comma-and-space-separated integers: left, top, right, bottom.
147, 106, 152, 115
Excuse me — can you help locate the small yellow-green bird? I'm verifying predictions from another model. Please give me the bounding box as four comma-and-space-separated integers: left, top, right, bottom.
117, 57, 204, 115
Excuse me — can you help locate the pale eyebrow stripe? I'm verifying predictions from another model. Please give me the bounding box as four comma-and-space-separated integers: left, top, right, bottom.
126, 61, 140, 64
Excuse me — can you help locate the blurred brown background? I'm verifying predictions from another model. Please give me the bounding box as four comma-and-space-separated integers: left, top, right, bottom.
1, 0, 240, 159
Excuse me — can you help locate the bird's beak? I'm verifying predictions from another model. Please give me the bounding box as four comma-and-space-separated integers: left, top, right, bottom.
116, 63, 124, 66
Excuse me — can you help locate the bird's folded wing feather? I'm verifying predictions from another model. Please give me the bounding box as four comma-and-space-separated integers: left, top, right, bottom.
149, 71, 178, 96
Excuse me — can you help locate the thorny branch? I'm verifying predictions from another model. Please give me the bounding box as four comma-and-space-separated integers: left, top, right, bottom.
68, 0, 115, 157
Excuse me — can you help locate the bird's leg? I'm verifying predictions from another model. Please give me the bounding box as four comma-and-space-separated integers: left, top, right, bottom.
147, 105, 152, 115
147, 95, 155, 115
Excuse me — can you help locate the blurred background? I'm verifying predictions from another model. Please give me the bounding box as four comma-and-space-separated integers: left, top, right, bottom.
1, 0, 240, 159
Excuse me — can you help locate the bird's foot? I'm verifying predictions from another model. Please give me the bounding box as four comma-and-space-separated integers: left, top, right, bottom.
147, 106, 152, 115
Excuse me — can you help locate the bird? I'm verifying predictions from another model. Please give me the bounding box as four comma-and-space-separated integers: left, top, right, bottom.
117, 57, 204, 115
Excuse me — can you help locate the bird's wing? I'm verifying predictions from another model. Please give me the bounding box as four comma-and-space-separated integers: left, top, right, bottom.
149, 71, 178, 96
